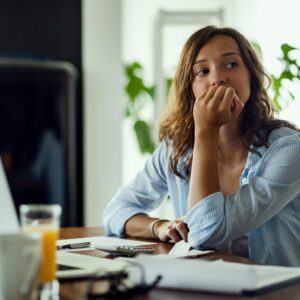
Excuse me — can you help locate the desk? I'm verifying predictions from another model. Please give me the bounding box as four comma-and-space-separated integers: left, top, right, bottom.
59, 227, 300, 300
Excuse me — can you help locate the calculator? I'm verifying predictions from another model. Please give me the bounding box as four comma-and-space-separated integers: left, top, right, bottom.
94, 244, 155, 256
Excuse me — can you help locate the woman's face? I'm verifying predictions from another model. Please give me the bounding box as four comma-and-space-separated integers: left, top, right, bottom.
192, 35, 251, 105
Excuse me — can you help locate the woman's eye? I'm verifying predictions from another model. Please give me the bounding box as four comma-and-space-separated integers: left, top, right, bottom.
196, 69, 209, 76
226, 62, 238, 69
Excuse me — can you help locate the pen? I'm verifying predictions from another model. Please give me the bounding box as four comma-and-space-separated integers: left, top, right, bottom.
56, 242, 91, 250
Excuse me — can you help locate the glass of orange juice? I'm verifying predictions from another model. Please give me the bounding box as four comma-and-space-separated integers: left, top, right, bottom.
20, 204, 61, 299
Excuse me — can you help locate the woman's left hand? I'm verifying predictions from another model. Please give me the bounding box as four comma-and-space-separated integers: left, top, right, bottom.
155, 219, 189, 242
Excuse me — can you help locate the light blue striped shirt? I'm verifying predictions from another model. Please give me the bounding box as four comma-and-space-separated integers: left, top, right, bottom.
103, 127, 300, 266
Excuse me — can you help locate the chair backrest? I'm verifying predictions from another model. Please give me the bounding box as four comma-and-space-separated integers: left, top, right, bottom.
0, 58, 79, 226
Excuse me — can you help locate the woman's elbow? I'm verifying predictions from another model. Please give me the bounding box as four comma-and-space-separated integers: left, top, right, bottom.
187, 222, 225, 249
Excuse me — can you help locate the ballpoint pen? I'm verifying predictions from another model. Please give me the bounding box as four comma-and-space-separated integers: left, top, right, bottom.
56, 242, 92, 250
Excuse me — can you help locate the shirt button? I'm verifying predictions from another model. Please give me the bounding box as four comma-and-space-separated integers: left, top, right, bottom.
241, 178, 247, 184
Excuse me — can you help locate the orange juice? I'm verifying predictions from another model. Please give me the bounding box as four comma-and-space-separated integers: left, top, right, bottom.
23, 227, 59, 283
38, 228, 59, 283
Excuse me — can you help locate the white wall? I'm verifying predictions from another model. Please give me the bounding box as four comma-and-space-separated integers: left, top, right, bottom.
229, 0, 300, 125
82, 0, 123, 226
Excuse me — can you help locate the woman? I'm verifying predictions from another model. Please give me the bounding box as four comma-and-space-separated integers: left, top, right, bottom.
104, 26, 300, 266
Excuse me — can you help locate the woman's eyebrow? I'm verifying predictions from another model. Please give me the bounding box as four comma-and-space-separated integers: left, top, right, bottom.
221, 52, 240, 58
193, 52, 241, 65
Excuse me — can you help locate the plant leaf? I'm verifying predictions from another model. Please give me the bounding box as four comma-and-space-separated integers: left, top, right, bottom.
134, 120, 155, 154
145, 86, 155, 99
281, 43, 296, 54
280, 71, 293, 81
125, 62, 142, 77
272, 94, 282, 112
166, 77, 173, 92
126, 76, 145, 100
287, 90, 295, 101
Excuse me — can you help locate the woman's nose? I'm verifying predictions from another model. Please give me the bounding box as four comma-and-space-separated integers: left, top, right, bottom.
211, 72, 227, 86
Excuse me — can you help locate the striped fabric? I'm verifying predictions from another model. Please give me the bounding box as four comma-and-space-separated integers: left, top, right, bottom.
103, 127, 300, 266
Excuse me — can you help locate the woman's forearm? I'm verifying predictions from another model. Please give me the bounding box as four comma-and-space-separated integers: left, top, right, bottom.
188, 130, 220, 209
124, 213, 164, 239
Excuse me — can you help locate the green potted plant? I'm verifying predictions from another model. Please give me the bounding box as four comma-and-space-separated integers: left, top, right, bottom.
124, 62, 156, 154
271, 43, 300, 112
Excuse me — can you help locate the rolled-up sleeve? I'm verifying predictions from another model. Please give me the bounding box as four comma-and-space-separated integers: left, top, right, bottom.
103, 143, 169, 236
186, 134, 300, 249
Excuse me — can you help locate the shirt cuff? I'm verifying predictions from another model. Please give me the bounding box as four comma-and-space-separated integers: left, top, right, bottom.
185, 192, 225, 248
104, 207, 148, 236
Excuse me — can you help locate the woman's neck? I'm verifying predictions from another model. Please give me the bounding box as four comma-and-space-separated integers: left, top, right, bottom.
218, 122, 249, 166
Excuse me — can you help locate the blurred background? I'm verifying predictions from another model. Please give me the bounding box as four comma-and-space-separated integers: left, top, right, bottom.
1, 0, 299, 227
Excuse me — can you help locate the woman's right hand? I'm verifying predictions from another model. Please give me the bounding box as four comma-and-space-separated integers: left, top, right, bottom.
193, 86, 244, 132
153, 219, 189, 242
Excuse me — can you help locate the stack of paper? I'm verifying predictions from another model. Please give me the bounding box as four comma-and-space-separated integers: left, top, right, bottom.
123, 255, 300, 295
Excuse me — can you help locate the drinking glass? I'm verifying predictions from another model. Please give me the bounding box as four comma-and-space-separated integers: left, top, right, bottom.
20, 204, 61, 300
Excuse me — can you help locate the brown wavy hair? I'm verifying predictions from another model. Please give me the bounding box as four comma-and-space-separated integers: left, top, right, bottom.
159, 25, 298, 179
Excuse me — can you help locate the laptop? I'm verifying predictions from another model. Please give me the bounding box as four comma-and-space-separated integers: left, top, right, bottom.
0, 157, 126, 279
0, 158, 19, 234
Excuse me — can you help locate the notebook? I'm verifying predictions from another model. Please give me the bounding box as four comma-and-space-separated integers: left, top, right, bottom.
0, 157, 126, 279
122, 254, 300, 295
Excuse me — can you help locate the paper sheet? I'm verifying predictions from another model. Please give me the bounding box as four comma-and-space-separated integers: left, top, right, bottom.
212, 260, 300, 290
57, 251, 128, 271
124, 255, 255, 293
57, 236, 157, 251
56, 251, 129, 279
168, 240, 213, 257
